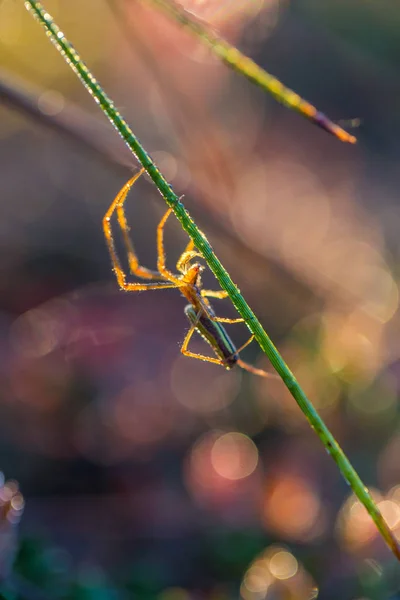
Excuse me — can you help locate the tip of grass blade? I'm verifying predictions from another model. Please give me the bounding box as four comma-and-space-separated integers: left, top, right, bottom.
314, 111, 357, 144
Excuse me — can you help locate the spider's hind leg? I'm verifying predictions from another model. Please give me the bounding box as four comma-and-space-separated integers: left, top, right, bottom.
234, 335, 278, 379
237, 359, 278, 379
181, 321, 226, 367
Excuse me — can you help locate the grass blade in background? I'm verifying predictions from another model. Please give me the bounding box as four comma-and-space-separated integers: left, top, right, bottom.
143, 0, 356, 144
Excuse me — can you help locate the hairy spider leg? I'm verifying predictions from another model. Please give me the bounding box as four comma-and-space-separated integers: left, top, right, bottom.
156, 208, 184, 284
115, 168, 161, 279
233, 335, 278, 379
176, 240, 196, 272
103, 171, 180, 291
201, 293, 244, 324
235, 334, 255, 354
237, 359, 278, 378
181, 315, 226, 367
209, 315, 244, 323
201, 289, 228, 299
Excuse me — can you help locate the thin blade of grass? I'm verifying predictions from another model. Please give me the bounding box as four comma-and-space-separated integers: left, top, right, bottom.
143, 0, 356, 144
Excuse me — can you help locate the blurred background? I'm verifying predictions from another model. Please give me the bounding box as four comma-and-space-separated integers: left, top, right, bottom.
1, 0, 400, 598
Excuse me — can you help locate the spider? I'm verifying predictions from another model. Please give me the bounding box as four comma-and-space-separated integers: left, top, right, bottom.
103, 168, 275, 378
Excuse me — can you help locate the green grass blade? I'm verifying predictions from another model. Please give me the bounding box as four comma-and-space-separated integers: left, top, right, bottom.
24, 0, 399, 561
144, 0, 356, 144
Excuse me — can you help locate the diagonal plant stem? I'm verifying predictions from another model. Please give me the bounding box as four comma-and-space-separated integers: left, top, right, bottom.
141, 0, 356, 144
24, 0, 399, 561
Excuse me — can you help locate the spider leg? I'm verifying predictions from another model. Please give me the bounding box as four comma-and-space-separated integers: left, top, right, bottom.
114, 169, 162, 280
237, 359, 278, 379
201, 290, 228, 299
181, 321, 225, 367
201, 290, 240, 322
210, 316, 245, 323
235, 334, 255, 354
176, 239, 195, 271
200, 290, 243, 322
183, 239, 195, 254
233, 335, 279, 379
103, 171, 180, 292
176, 250, 203, 272
156, 208, 184, 285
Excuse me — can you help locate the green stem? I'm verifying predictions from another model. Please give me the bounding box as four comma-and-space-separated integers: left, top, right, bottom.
24, 0, 399, 561
143, 0, 356, 144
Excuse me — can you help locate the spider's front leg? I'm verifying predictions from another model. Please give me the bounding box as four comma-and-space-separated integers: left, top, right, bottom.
156, 208, 183, 285
115, 169, 162, 280
103, 171, 180, 292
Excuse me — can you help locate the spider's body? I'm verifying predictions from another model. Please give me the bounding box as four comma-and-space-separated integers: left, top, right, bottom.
177, 263, 205, 308
103, 169, 274, 378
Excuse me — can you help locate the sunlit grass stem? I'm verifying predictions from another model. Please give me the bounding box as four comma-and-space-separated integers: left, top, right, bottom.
24, 0, 399, 561
143, 0, 356, 144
